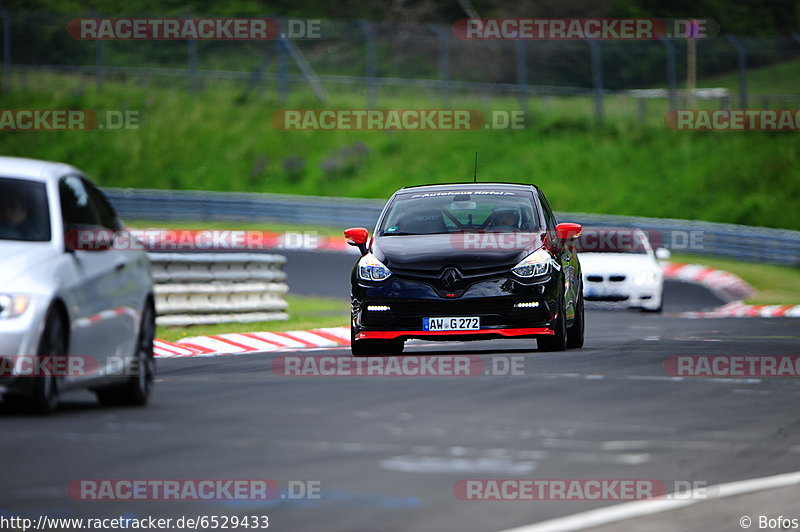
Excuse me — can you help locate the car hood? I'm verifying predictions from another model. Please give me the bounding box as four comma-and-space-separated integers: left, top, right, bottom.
0, 240, 61, 290
577, 252, 660, 274
373, 233, 544, 272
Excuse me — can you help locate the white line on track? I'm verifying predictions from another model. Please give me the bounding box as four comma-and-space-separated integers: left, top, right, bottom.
497, 470, 800, 532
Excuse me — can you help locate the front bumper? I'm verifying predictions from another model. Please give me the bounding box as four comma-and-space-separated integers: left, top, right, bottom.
356, 327, 554, 341
351, 274, 560, 342
583, 275, 662, 309
0, 295, 48, 394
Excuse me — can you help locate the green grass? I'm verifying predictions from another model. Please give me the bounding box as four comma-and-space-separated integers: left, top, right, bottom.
671, 253, 800, 305
1, 62, 799, 231
702, 59, 800, 96
156, 293, 349, 342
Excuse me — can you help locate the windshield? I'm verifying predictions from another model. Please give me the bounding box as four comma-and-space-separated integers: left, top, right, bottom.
378, 190, 541, 236
574, 229, 649, 254
0, 177, 51, 242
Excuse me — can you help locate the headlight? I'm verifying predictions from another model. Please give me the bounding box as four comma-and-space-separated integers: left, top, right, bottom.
0, 294, 31, 319
634, 271, 658, 286
511, 248, 554, 278
357, 253, 392, 281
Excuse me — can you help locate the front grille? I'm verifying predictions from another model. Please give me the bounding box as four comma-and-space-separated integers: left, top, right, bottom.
391, 266, 513, 295
392, 265, 510, 280
586, 275, 603, 283
377, 298, 519, 316
609, 275, 626, 282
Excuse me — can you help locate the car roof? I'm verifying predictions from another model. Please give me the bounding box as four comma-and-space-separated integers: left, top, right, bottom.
0, 156, 81, 183
396, 182, 538, 194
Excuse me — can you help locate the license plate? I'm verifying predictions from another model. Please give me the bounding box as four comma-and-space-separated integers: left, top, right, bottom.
588, 287, 621, 298
423, 317, 480, 331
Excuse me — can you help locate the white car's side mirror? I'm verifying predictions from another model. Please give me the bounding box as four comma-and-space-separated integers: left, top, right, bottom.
655, 248, 671, 260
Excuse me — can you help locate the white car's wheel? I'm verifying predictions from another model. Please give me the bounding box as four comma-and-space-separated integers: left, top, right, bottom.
27, 307, 67, 415
95, 300, 156, 406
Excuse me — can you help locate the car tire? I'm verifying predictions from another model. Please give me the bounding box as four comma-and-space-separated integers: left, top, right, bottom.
383, 340, 405, 356
351, 325, 377, 357
538, 289, 567, 352
566, 290, 585, 349
95, 300, 156, 407
351, 327, 404, 357
29, 307, 67, 415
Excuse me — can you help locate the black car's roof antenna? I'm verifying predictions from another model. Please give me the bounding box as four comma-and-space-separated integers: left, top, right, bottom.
473, 152, 478, 183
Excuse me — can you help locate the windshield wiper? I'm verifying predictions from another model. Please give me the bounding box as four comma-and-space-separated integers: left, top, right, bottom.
380, 231, 451, 236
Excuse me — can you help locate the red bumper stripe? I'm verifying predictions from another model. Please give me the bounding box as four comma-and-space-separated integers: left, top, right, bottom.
356, 327, 554, 340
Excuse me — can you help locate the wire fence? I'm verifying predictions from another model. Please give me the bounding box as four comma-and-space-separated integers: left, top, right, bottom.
3, 10, 800, 121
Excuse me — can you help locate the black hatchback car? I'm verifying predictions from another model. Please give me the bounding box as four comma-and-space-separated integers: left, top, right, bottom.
344, 183, 585, 356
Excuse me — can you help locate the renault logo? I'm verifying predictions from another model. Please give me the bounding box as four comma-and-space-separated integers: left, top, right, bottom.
441, 267, 461, 289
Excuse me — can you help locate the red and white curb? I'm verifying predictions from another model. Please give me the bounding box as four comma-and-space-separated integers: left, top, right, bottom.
681, 301, 800, 319
663, 262, 800, 318
154, 327, 350, 358
662, 262, 753, 301
76, 307, 138, 329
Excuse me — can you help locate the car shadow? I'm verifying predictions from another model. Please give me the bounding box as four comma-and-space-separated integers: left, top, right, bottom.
0, 397, 103, 416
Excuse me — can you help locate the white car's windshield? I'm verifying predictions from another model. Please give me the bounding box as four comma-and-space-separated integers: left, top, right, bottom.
379, 191, 541, 236
0, 177, 51, 242
575, 230, 649, 255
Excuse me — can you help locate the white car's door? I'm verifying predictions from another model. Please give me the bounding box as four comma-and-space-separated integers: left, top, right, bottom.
82, 179, 145, 365
58, 175, 137, 382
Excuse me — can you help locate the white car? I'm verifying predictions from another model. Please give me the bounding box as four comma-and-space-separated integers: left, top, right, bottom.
0, 156, 155, 414
576, 228, 670, 313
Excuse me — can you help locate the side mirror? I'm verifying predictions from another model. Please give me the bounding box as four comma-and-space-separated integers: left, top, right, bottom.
344, 227, 369, 255
655, 247, 671, 260
555, 222, 582, 240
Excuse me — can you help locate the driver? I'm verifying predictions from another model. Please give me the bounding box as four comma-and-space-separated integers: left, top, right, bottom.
0, 193, 29, 239
490, 208, 519, 230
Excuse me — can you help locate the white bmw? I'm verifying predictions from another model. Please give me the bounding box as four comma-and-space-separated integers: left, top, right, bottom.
0, 156, 155, 414
576, 228, 669, 313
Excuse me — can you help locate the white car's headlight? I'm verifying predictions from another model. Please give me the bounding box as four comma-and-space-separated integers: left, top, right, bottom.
634, 271, 658, 286
357, 253, 392, 281
511, 248, 555, 278
0, 294, 31, 319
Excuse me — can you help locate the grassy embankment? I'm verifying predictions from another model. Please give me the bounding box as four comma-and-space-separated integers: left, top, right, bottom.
0, 61, 798, 230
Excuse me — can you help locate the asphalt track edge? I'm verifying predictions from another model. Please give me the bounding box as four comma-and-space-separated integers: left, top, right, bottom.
497, 470, 800, 532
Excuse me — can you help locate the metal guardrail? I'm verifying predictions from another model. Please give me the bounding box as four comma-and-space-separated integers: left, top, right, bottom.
148, 252, 289, 327
106, 188, 800, 266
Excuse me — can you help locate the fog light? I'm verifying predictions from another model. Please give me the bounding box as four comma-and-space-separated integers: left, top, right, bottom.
514, 301, 540, 308
367, 305, 390, 311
